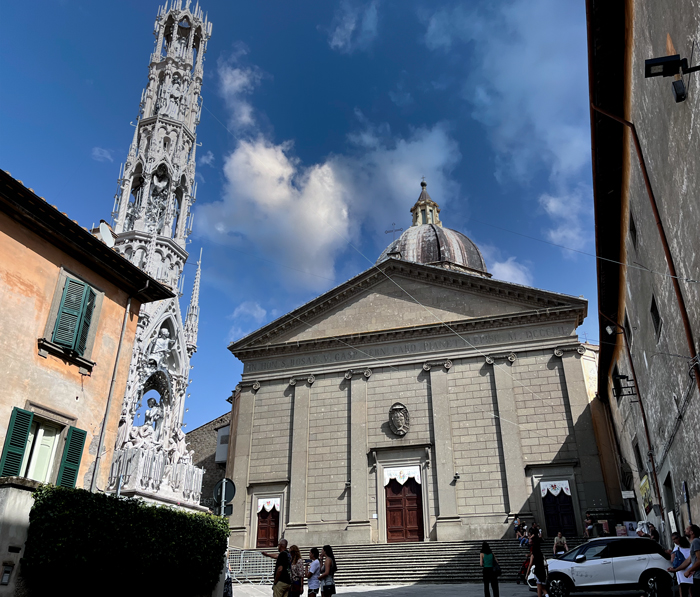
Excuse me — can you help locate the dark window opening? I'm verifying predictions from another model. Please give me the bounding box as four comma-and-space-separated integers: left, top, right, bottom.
624, 314, 633, 344
633, 441, 645, 476
650, 295, 662, 339
629, 212, 638, 249
613, 364, 623, 402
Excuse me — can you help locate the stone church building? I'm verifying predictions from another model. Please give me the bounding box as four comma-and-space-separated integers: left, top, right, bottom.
226, 182, 608, 547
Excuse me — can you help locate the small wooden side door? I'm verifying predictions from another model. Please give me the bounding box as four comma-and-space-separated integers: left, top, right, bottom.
256, 506, 279, 548
386, 478, 424, 543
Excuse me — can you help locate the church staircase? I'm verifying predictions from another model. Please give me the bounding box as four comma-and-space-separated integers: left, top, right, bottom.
310, 538, 585, 585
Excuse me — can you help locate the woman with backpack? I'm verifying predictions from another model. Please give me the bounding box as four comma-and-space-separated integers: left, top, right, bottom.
480, 541, 500, 597
318, 545, 337, 596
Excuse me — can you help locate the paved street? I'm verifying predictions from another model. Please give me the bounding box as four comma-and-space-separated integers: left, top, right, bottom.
231, 583, 645, 597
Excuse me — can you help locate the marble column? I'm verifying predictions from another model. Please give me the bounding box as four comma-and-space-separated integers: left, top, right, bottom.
489, 356, 531, 515
228, 386, 256, 547
427, 360, 462, 540
346, 369, 372, 542
559, 349, 608, 509
285, 376, 312, 539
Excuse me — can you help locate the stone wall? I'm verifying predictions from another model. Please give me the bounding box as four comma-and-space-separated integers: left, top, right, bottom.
187, 412, 230, 509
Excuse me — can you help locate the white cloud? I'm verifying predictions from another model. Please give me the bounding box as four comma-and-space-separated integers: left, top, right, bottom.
490, 257, 533, 286
423, 0, 592, 251
538, 186, 591, 253
228, 301, 267, 341
327, 0, 379, 54
389, 84, 414, 107
198, 150, 215, 166
218, 46, 264, 131
91, 147, 113, 163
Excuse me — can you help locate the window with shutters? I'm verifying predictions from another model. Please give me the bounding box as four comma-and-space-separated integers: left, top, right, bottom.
38, 271, 103, 373
0, 407, 87, 488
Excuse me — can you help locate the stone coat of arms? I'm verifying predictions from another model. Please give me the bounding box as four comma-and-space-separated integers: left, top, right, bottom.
389, 403, 410, 436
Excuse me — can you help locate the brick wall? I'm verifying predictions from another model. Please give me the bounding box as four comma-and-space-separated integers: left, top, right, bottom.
187, 412, 230, 509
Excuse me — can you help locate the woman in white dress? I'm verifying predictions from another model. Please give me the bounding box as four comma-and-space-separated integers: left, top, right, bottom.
668, 532, 693, 597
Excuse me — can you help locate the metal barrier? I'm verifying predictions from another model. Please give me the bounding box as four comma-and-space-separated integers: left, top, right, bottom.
227, 548, 275, 585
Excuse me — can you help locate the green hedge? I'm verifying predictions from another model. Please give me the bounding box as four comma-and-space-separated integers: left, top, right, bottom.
22, 485, 229, 596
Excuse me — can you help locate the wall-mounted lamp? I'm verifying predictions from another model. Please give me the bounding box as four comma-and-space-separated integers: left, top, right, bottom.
645, 54, 700, 103
453, 473, 460, 482
344, 481, 351, 490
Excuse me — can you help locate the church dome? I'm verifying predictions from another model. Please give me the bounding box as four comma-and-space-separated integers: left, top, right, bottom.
376, 181, 489, 276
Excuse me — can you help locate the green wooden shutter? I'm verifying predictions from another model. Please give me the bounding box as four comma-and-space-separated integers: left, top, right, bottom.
56, 426, 87, 488
52, 278, 89, 350
0, 408, 34, 477
75, 287, 96, 356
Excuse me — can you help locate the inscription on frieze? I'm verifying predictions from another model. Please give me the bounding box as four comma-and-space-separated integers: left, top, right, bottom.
242, 324, 571, 374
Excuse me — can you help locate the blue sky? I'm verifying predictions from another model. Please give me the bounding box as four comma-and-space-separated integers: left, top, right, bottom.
1, 0, 598, 431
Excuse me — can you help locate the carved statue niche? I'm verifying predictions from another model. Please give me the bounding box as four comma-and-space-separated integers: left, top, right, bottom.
144, 396, 165, 442
147, 326, 176, 372
146, 165, 170, 233
388, 402, 410, 436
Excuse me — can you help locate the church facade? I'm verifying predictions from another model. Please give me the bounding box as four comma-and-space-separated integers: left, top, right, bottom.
226, 183, 608, 546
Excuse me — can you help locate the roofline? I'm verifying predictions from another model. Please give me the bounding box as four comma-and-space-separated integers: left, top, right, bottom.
228, 258, 588, 353
0, 170, 174, 303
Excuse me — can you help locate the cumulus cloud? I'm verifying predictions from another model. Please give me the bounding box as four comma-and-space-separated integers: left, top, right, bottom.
539, 186, 592, 253
91, 147, 113, 163
423, 0, 592, 251
218, 45, 264, 131
326, 0, 379, 54
228, 300, 267, 341
198, 150, 215, 167
490, 257, 533, 286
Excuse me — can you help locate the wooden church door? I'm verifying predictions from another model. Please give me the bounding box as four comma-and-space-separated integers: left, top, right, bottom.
256, 506, 279, 548
542, 491, 576, 537
386, 478, 424, 542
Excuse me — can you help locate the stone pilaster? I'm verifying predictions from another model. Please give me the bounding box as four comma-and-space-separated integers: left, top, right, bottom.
228, 387, 256, 547
558, 348, 608, 508
346, 369, 372, 542
284, 375, 312, 543
488, 354, 531, 515
426, 360, 462, 540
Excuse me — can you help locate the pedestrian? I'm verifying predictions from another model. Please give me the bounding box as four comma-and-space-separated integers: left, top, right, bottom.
480, 541, 500, 597
553, 531, 569, 556
527, 534, 549, 597
289, 545, 304, 597
318, 544, 337, 596
584, 512, 594, 538
262, 539, 292, 597
513, 516, 521, 533
648, 522, 661, 543
667, 532, 693, 597
682, 524, 700, 592
516, 524, 527, 546
306, 547, 321, 597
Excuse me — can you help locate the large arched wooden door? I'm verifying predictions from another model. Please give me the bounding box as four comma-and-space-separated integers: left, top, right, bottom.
386, 478, 424, 543
542, 491, 576, 537
256, 506, 279, 548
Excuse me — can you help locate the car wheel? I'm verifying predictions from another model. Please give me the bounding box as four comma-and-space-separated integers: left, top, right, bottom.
548, 575, 572, 597
641, 571, 672, 597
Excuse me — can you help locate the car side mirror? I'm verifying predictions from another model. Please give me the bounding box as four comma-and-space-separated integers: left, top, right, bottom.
575, 554, 586, 564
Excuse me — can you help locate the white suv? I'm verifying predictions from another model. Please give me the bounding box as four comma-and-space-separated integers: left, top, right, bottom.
537, 537, 672, 597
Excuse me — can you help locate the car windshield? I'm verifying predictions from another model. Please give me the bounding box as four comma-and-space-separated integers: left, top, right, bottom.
559, 545, 585, 562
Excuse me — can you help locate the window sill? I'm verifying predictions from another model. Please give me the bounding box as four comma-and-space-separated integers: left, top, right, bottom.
37, 338, 95, 375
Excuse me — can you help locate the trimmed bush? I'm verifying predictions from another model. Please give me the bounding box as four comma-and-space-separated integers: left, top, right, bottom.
22, 485, 229, 596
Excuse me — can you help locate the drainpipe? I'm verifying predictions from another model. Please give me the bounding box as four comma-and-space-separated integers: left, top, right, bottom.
590, 104, 700, 399
90, 296, 132, 492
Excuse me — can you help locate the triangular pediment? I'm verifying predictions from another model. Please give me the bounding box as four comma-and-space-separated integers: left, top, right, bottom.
230, 261, 586, 354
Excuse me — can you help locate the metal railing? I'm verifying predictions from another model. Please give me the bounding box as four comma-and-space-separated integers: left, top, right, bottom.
227, 548, 275, 584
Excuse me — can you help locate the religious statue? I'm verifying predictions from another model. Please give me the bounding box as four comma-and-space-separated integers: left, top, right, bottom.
144, 397, 164, 442
164, 78, 183, 119
124, 424, 155, 450
148, 327, 175, 371
115, 406, 130, 449
388, 402, 410, 436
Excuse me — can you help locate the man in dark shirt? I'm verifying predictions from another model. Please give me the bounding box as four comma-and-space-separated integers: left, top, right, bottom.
263, 539, 291, 597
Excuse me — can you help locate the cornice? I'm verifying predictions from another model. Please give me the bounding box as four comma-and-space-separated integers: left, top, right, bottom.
230, 260, 587, 353
234, 305, 581, 361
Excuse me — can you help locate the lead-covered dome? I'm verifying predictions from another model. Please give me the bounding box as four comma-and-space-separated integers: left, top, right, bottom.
376, 181, 489, 276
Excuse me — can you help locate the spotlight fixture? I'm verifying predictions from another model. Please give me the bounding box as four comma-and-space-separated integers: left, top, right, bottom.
645, 54, 700, 103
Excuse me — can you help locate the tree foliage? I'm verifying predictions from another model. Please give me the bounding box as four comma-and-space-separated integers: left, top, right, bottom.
22, 485, 229, 596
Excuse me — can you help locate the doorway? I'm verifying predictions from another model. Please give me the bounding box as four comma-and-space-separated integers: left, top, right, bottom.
256, 506, 279, 548
386, 478, 424, 543
542, 490, 576, 537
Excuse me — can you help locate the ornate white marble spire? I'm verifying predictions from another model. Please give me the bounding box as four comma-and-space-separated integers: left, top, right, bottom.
184, 249, 201, 356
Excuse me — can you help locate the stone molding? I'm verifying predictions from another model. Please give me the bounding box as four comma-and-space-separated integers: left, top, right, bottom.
289, 374, 316, 386
484, 352, 517, 364
552, 344, 587, 357
422, 359, 452, 371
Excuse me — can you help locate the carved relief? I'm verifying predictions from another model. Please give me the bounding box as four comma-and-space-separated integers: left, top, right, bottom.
388, 402, 410, 436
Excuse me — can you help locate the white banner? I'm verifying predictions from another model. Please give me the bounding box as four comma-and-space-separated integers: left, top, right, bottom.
384, 466, 421, 486
257, 497, 280, 512
540, 480, 571, 497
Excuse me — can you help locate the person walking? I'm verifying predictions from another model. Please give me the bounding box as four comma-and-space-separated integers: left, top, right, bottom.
318, 545, 337, 597
584, 512, 594, 538
262, 539, 292, 597
306, 547, 321, 597
480, 541, 500, 597
289, 545, 305, 597
667, 532, 693, 597
682, 524, 700, 592
553, 531, 569, 556
527, 534, 549, 597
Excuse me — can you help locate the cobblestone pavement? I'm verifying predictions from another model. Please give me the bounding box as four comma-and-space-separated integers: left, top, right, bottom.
231, 583, 644, 597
